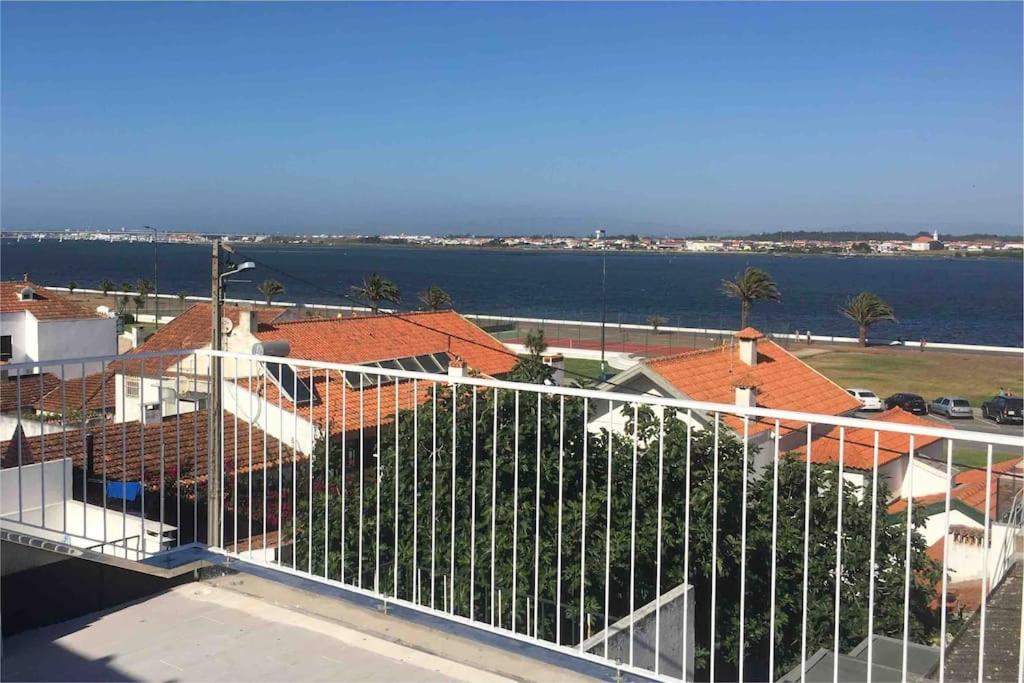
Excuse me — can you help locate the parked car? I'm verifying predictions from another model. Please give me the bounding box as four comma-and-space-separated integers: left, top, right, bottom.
884, 392, 927, 414
928, 396, 973, 418
846, 387, 883, 411
981, 395, 1024, 424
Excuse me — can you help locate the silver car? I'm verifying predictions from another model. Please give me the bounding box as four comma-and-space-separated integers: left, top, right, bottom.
928, 396, 972, 418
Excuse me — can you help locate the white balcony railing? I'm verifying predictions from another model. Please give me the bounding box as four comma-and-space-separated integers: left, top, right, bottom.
1, 348, 1022, 682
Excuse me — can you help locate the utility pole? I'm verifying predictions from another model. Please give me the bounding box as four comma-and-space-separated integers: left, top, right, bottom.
207, 239, 222, 546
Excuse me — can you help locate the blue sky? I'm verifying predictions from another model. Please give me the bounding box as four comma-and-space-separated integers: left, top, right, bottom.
2, 2, 1021, 235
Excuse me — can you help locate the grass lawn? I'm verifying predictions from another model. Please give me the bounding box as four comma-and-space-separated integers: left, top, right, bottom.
563, 357, 612, 383
950, 445, 1024, 469
804, 348, 1023, 407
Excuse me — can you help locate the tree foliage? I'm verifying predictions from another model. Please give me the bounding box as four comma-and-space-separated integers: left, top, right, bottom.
419, 286, 453, 311
720, 267, 782, 329
257, 278, 285, 305
282, 371, 938, 680
839, 292, 897, 346
351, 273, 401, 313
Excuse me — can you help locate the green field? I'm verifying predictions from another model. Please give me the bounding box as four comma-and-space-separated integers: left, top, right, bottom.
804, 348, 1023, 407
950, 445, 1024, 469
563, 357, 608, 383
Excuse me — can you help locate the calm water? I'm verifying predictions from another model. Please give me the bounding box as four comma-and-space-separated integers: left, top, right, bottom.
2, 240, 1021, 345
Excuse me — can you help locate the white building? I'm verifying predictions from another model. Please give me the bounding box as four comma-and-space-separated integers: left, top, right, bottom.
1, 280, 117, 378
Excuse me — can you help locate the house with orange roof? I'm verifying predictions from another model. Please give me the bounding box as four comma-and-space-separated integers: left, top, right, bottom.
111, 303, 517, 455
792, 407, 950, 500
0, 279, 116, 379
591, 327, 862, 467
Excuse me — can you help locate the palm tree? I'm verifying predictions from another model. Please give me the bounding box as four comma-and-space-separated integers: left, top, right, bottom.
524, 329, 547, 358
98, 278, 115, 296
350, 273, 400, 313
132, 295, 146, 315
839, 292, 897, 347
136, 279, 153, 297
647, 314, 666, 333
257, 279, 285, 306
176, 291, 188, 312
419, 286, 452, 311
68, 281, 78, 295
720, 267, 781, 329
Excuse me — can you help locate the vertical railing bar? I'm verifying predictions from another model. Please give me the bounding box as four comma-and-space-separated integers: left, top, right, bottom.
490, 388, 498, 624
450, 382, 458, 614
62, 364, 68, 535
738, 415, 750, 681
38, 369, 47, 529
832, 426, 846, 683
262, 364, 268, 558
307, 367, 314, 575
245, 359, 252, 556
710, 413, 720, 683
866, 430, 881, 682
579, 398, 589, 651
16, 371, 23, 522
430, 382, 437, 608
557, 395, 566, 644
192, 356, 198, 546
654, 407, 665, 674
471, 389, 478, 620
603, 398, 614, 659
799, 422, 813, 682
358, 379, 365, 585
233, 358, 239, 557
324, 369, 331, 578
120, 369, 127, 556
277, 361, 284, 567
393, 377, 400, 597
139, 360, 146, 556
291, 366, 298, 569
375, 375, 382, 593
101, 365, 108, 549
901, 434, 916, 682
628, 402, 638, 666
175, 358, 182, 548
341, 372, 348, 583
768, 419, 781, 682
534, 391, 542, 639
82, 361, 88, 542
512, 390, 520, 634
939, 439, 953, 683
976, 444, 994, 683
412, 378, 418, 602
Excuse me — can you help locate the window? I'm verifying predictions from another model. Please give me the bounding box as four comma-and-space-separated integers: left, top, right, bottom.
0, 335, 11, 362
125, 376, 141, 399
264, 361, 316, 405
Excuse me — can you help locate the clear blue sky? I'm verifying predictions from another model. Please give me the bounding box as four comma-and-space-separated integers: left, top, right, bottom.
2, 2, 1021, 236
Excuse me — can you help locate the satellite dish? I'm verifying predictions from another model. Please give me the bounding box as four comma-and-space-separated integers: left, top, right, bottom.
222, 317, 234, 334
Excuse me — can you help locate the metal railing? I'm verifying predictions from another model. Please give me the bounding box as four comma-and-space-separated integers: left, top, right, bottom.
1, 348, 1022, 682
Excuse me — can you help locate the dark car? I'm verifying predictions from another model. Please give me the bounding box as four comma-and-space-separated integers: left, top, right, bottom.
981, 395, 1023, 424
884, 392, 927, 414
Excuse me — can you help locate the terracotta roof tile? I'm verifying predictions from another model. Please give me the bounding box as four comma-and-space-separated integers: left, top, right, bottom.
0, 281, 104, 321
0, 373, 61, 412
34, 372, 116, 413
793, 408, 942, 470
887, 458, 1022, 517
0, 409, 297, 484
735, 326, 765, 340
644, 338, 861, 434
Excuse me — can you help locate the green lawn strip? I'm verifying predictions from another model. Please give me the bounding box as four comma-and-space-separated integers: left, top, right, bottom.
949, 445, 1023, 469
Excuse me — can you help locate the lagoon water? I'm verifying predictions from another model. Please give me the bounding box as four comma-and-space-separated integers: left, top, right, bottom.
2, 240, 1021, 345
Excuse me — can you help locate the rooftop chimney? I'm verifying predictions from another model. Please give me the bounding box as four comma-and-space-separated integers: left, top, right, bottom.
735, 385, 757, 408
735, 327, 763, 367
237, 306, 258, 337
448, 356, 465, 379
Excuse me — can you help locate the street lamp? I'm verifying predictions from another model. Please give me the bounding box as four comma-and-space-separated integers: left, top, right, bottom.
220, 261, 256, 281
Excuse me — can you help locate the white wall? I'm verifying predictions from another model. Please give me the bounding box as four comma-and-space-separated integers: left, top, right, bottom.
35, 317, 117, 378
877, 441, 948, 500
222, 379, 318, 456
0, 413, 82, 441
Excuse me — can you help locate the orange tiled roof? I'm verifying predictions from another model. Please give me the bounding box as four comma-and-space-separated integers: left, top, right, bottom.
643, 330, 861, 434
0, 373, 61, 412
255, 310, 516, 378
793, 408, 942, 470
0, 409, 296, 483
112, 303, 283, 375
34, 372, 116, 413
0, 281, 103, 321
887, 458, 1022, 517
735, 327, 764, 341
